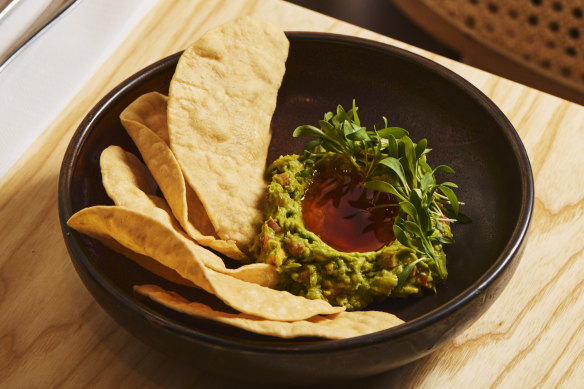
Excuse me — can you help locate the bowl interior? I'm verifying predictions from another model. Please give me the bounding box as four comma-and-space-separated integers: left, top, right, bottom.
62, 33, 529, 344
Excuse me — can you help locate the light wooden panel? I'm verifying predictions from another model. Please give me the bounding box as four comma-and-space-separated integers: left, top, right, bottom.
1, 0, 582, 387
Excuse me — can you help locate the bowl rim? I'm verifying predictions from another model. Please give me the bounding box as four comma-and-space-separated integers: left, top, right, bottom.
58, 31, 534, 354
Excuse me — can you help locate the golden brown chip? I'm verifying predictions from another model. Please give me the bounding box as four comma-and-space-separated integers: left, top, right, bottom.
99, 146, 278, 286
100, 146, 158, 205
221, 262, 279, 288
167, 17, 289, 248
100, 145, 224, 271
119, 92, 247, 260
135, 284, 405, 339
102, 237, 194, 287
67, 206, 343, 320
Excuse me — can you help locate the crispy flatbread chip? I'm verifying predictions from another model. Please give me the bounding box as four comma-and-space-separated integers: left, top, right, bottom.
167, 17, 289, 248
99, 146, 278, 287
119, 92, 246, 261
99, 235, 194, 287
100, 146, 222, 268
100, 145, 158, 203
135, 284, 404, 339
67, 206, 341, 321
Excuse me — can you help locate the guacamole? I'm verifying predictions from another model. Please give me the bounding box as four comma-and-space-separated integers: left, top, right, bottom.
250, 154, 452, 311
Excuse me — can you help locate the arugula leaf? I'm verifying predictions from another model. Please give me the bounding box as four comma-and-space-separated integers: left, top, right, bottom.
433, 165, 455, 174
376, 126, 409, 139
293, 124, 327, 139
393, 224, 413, 249
415, 138, 427, 159
364, 180, 406, 201
378, 157, 407, 187
438, 185, 459, 216
397, 258, 426, 288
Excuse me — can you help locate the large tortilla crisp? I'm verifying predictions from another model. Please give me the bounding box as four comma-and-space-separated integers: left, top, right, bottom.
120, 92, 246, 260
135, 284, 405, 339
167, 16, 289, 248
98, 145, 279, 287
68, 206, 342, 321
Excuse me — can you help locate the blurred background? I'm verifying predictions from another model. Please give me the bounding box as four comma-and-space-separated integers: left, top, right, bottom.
287, 0, 584, 106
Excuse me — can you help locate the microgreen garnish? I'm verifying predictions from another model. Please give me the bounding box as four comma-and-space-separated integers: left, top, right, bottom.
293, 102, 469, 282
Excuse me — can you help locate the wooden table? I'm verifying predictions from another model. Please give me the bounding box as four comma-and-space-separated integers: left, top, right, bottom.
1, 0, 583, 387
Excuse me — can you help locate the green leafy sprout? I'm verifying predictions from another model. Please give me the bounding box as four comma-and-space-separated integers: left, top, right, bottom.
293, 101, 470, 283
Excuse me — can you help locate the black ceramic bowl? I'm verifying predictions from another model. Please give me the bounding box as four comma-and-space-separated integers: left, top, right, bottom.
58, 32, 533, 384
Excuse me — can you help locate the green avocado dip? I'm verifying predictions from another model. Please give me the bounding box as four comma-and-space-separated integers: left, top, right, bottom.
249, 103, 465, 311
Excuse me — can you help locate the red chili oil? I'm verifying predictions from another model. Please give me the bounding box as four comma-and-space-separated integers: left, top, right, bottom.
301, 159, 399, 253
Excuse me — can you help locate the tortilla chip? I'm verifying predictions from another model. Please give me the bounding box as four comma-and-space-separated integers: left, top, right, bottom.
101, 236, 194, 287
119, 92, 246, 261
99, 146, 278, 287
167, 17, 289, 248
100, 146, 158, 205
67, 206, 343, 321
100, 146, 221, 265
135, 284, 404, 339
220, 262, 279, 288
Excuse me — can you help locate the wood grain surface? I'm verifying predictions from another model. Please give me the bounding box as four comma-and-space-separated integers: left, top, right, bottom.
1, 0, 583, 387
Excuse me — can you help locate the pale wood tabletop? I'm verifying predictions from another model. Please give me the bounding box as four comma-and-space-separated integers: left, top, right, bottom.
1, 0, 583, 387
